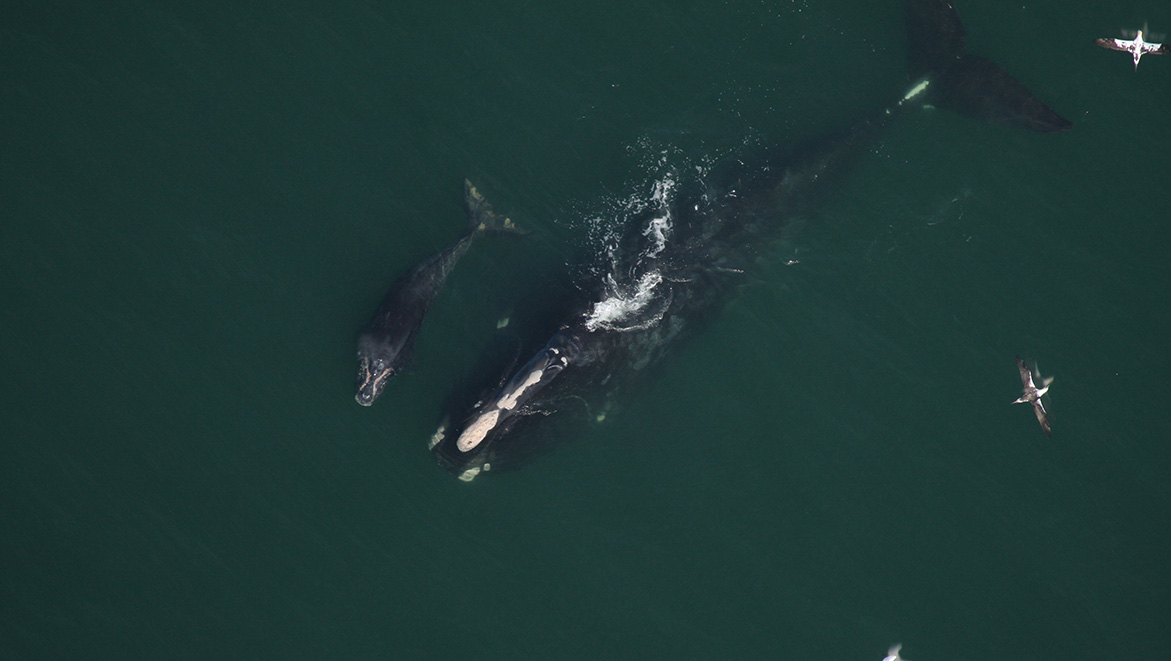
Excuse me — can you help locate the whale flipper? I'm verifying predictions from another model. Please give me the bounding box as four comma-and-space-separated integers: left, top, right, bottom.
906, 0, 1072, 132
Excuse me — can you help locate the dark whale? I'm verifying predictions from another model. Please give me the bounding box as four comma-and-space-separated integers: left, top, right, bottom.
905, 0, 1071, 133
430, 0, 1072, 479
355, 180, 520, 407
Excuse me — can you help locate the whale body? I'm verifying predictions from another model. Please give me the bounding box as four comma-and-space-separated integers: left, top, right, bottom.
430, 0, 1071, 479
355, 181, 519, 407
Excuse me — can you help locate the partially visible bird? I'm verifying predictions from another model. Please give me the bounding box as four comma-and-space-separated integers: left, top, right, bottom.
1094, 29, 1169, 70
1013, 355, 1054, 437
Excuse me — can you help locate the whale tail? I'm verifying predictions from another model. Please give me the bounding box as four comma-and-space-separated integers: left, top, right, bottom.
464, 179, 526, 235
906, 0, 1072, 132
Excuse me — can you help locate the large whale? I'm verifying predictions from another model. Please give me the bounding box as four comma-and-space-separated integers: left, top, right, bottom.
355, 180, 520, 406
430, 0, 1071, 479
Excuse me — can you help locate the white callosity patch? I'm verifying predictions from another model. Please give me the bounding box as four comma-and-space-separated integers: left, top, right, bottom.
456, 409, 502, 452
428, 423, 446, 450
453, 342, 573, 455
458, 467, 481, 482
496, 365, 547, 411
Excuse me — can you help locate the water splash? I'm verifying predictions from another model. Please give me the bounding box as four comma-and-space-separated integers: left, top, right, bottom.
641, 179, 674, 260
583, 270, 666, 332
575, 137, 726, 334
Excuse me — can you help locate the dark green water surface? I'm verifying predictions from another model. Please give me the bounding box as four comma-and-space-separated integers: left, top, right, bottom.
3, 1, 1169, 658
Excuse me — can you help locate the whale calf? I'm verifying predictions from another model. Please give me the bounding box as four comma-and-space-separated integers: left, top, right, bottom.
355, 180, 520, 407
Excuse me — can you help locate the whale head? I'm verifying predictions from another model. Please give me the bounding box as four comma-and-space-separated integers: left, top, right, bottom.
354, 333, 406, 406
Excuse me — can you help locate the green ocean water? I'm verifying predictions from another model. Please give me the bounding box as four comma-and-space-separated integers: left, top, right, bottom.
3, 0, 1169, 658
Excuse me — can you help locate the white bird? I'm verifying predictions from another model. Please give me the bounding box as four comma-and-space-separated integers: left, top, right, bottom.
1094, 30, 1169, 70
883, 643, 907, 661
1013, 355, 1053, 437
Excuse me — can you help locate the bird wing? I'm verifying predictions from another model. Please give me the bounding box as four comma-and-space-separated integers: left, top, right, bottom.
1094, 37, 1130, 52
1032, 363, 1051, 389
1016, 355, 1034, 389
1033, 401, 1051, 437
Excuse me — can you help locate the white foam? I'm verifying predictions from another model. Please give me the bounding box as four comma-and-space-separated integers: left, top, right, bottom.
648, 175, 674, 207
587, 173, 677, 262
642, 176, 675, 259
584, 270, 665, 332
642, 213, 671, 259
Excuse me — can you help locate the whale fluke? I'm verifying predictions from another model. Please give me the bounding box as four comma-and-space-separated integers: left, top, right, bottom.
935, 55, 1073, 132
906, 0, 1072, 132
463, 179, 524, 235
906, 0, 967, 78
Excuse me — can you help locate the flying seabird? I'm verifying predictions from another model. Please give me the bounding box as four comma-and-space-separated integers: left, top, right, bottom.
1094, 30, 1169, 70
1013, 355, 1053, 437
883, 644, 907, 661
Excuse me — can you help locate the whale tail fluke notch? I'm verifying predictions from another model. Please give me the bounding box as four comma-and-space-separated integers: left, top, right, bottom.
464, 179, 526, 235
905, 0, 1072, 133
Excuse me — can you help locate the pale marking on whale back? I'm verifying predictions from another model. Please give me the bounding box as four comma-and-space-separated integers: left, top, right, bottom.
456, 409, 502, 452
498, 367, 546, 411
